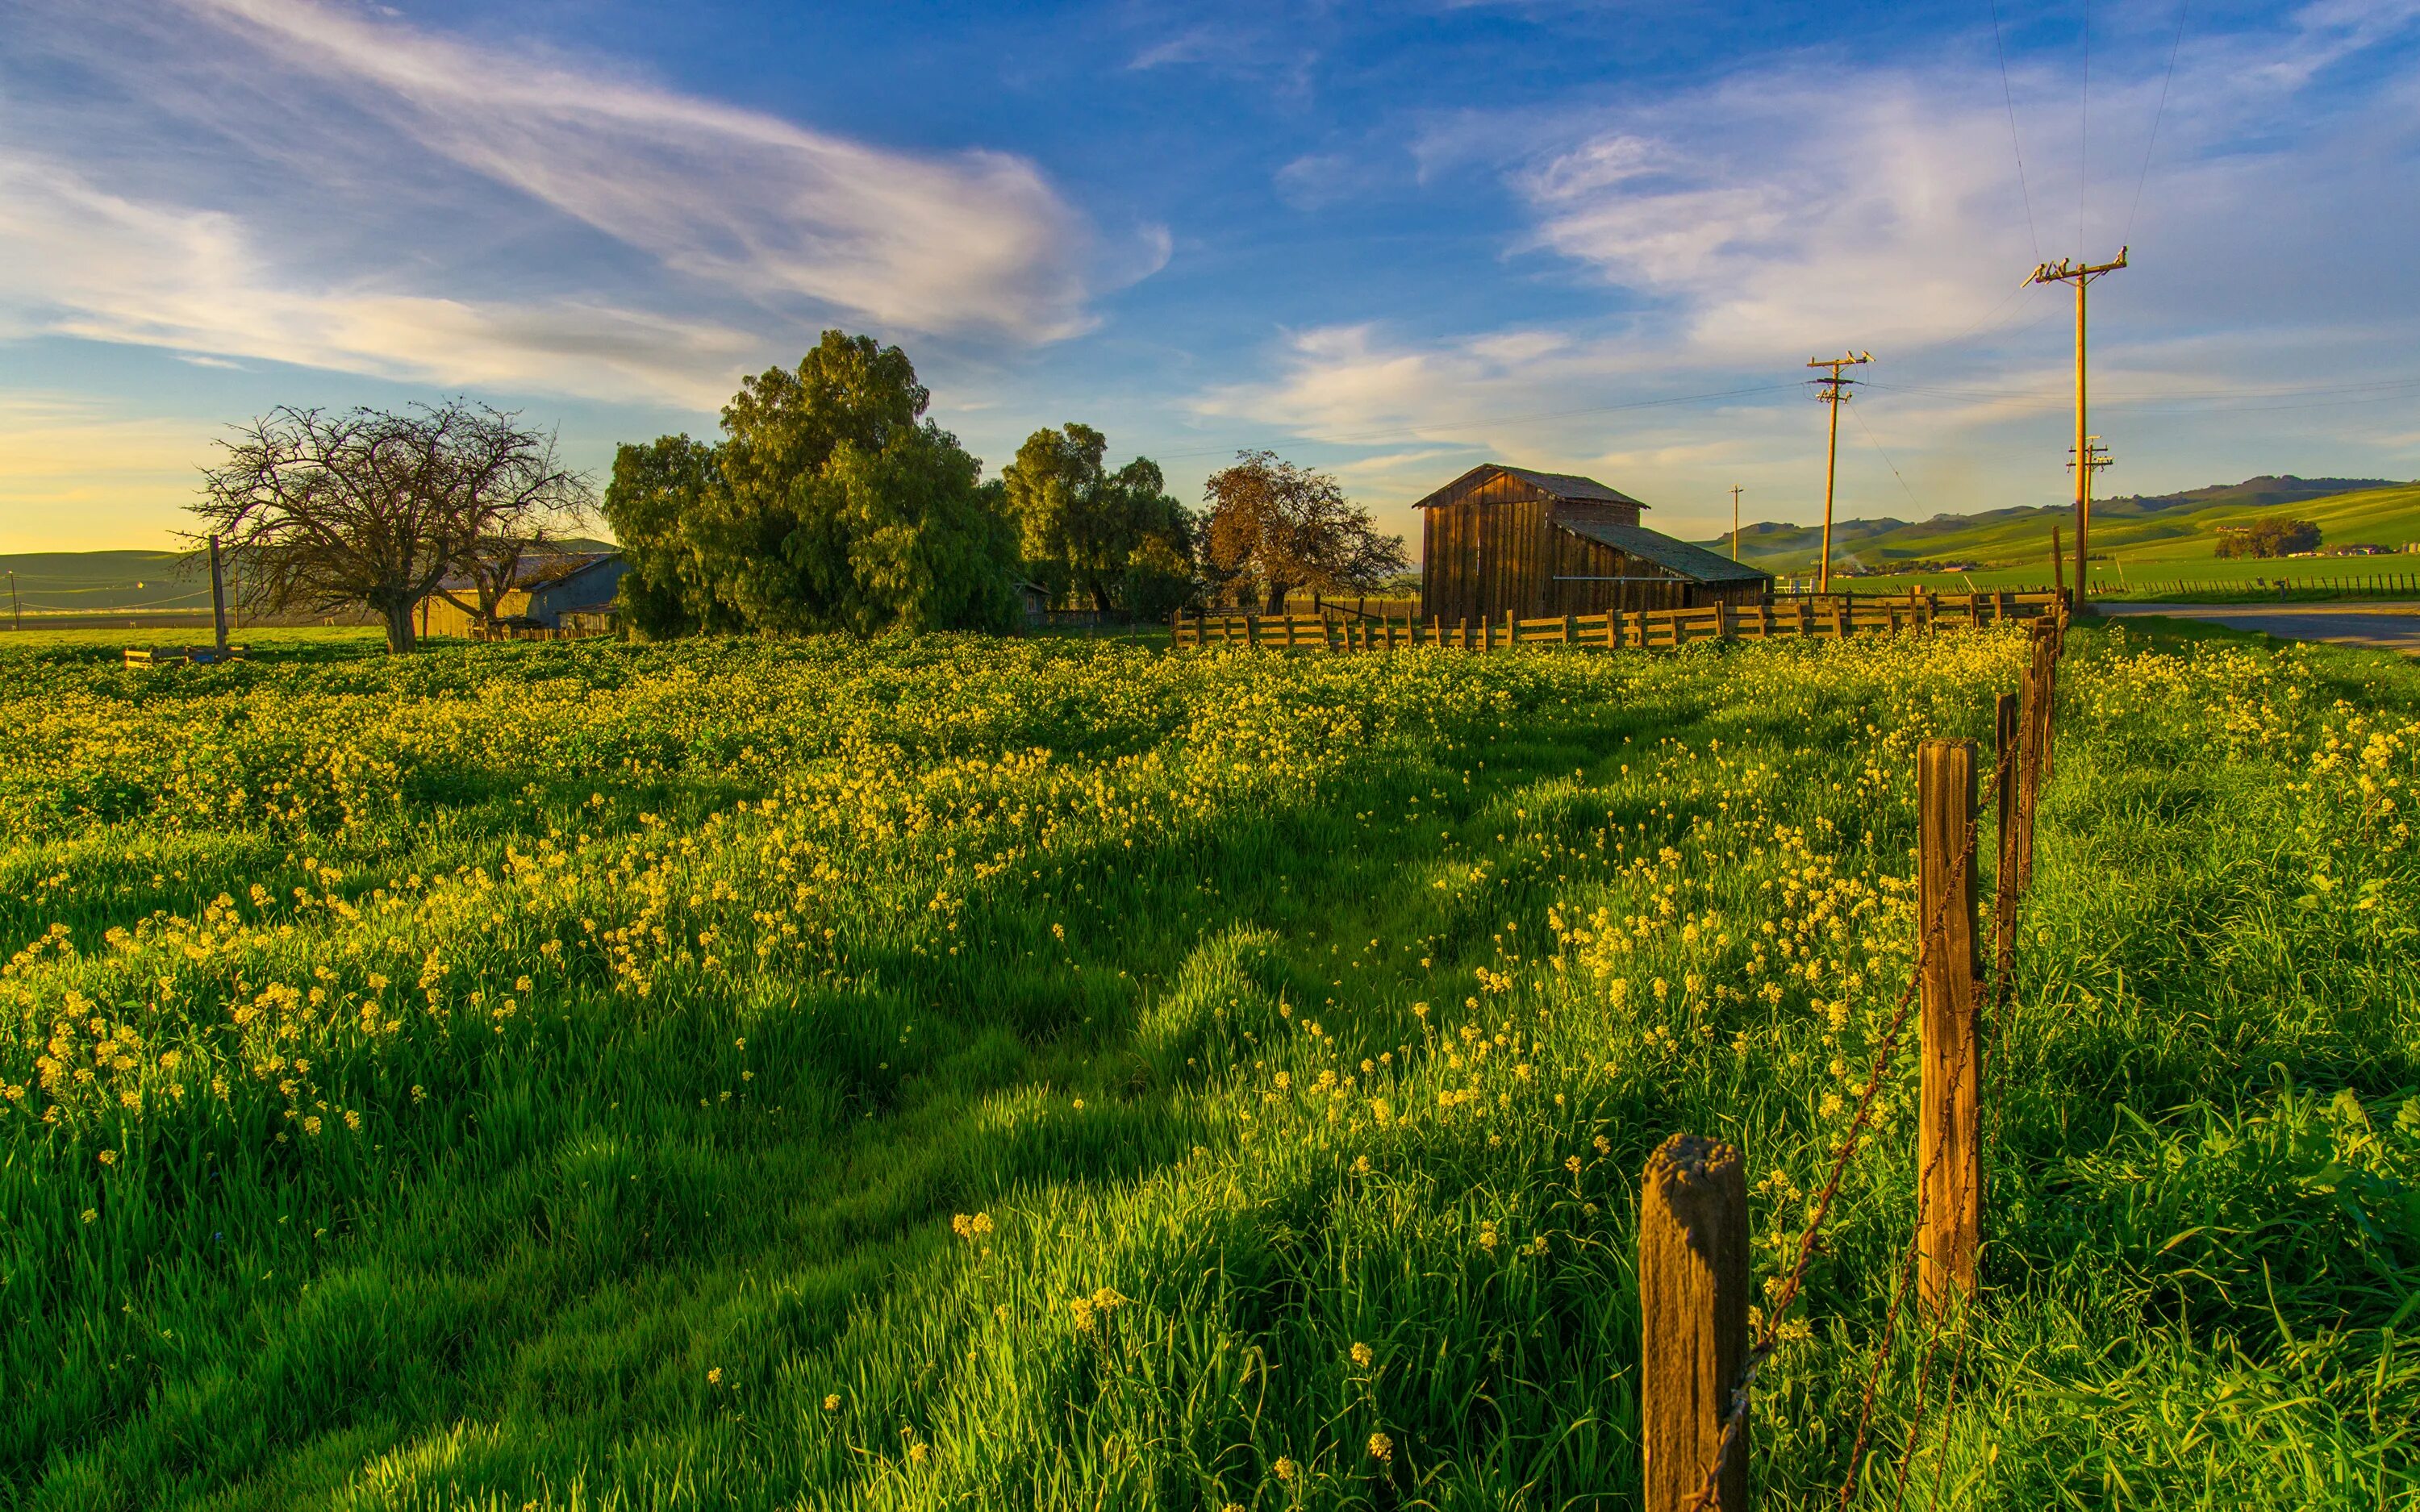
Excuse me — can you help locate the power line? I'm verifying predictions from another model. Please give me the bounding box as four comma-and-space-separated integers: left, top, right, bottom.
1988, 0, 2042, 260
1866, 374, 2420, 406
2122, 2, 2188, 246
1150, 381, 1802, 460
2080, 0, 2092, 253
1850, 403, 1925, 513
1900, 288, 2067, 375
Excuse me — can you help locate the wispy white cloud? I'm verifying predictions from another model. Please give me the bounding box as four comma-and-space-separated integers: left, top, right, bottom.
0, 0, 1145, 407
1129, 26, 1221, 70
1274, 152, 1358, 210
177, 0, 1109, 343
1202, 5, 2420, 532
0, 155, 761, 407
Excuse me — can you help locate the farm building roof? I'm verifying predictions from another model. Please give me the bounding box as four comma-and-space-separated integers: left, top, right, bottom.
1492, 467, 1649, 509
1551, 517, 1772, 585
1412, 464, 1650, 511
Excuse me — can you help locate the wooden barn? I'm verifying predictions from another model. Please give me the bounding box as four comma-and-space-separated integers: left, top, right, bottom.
1417, 465, 1771, 625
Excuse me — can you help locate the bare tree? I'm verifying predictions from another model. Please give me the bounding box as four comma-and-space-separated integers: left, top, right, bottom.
431, 435, 595, 634
1203, 450, 1407, 612
190, 402, 590, 652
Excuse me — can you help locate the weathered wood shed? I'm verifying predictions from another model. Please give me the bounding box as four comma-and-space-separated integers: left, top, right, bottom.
1417, 464, 1771, 625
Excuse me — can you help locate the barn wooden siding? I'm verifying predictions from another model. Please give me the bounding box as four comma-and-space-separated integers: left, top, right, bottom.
1419, 470, 1765, 626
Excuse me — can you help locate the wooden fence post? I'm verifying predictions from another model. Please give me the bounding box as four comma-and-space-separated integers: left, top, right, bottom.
1917, 739, 1981, 1309
2039, 623, 2058, 778
2015, 644, 2042, 891
1639, 1132, 1748, 1512
1992, 693, 2020, 995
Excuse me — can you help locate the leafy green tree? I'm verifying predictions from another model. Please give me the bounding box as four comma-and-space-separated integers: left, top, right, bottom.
2214, 517, 2322, 560
603, 332, 1017, 635
602, 434, 727, 639
1002, 423, 1194, 614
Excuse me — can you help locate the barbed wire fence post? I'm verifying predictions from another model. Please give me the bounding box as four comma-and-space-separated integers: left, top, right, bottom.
1669, 618, 2066, 1510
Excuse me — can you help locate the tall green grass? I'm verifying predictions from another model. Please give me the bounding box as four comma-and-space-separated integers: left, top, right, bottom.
2, 624, 2414, 1507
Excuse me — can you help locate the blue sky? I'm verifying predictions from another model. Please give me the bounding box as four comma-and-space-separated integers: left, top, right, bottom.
3, 0, 2417, 552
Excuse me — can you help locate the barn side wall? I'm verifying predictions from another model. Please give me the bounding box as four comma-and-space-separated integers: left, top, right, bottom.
1423, 494, 1757, 623
1423, 490, 1564, 625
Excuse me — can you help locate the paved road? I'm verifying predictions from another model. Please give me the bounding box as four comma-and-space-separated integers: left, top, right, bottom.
2097, 601, 2420, 653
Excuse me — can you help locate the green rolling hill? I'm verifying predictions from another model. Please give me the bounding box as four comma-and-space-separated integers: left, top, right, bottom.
1700, 476, 2418, 577
1704, 477, 2420, 590
0, 550, 215, 615
0, 539, 619, 618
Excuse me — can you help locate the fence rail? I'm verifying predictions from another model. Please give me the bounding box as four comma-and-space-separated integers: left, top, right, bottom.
1174, 591, 2062, 652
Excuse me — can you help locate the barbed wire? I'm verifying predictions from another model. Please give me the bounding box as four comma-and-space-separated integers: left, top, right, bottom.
1688, 764, 2001, 1511
1692, 607, 2064, 1511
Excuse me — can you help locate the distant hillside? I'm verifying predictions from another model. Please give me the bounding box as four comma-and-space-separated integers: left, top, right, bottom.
0, 550, 210, 614
0, 539, 618, 615
1704, 476, 2412, 573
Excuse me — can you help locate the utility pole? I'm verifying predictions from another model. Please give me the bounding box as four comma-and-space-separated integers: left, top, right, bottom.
1809, 352, 1871, 594
2067, 437, 2113, 598
1730, 485, 1744, 562
2028, 248, 2126, 610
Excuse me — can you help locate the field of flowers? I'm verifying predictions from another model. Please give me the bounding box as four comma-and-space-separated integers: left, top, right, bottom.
4, 622, 2418, 1509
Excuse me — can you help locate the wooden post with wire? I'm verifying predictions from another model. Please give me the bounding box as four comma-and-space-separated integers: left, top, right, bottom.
1638, 1131, 1748, 1512
1917, 739, 1981, 1309
2027, 249, 2127, 610
1809, 352, 1871, 594
207, 535, 230, 653
2016, 634, 2047, 889
1729, 485, 1744, 562
1992, 694, 2021, 993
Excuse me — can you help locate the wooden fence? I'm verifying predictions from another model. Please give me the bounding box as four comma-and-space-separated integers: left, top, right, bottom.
1647, 614, 2067, 1508
2098, 571, 2420, 598
1174, 591, 2062, 653
462, 623, 613, 644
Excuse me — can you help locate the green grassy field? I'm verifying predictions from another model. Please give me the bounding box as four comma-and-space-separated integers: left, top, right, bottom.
1810, 555, 2420, 601
5, 625, 2417, 1508
1728, 480, 2420, 599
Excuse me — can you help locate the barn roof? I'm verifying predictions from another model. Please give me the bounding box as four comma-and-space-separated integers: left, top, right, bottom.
1412, 464, 1650, 511
1495, 467, 1650, 509
1551, 516, 1772, 585
521, 552, 622, 590
428, 550, 621, 597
